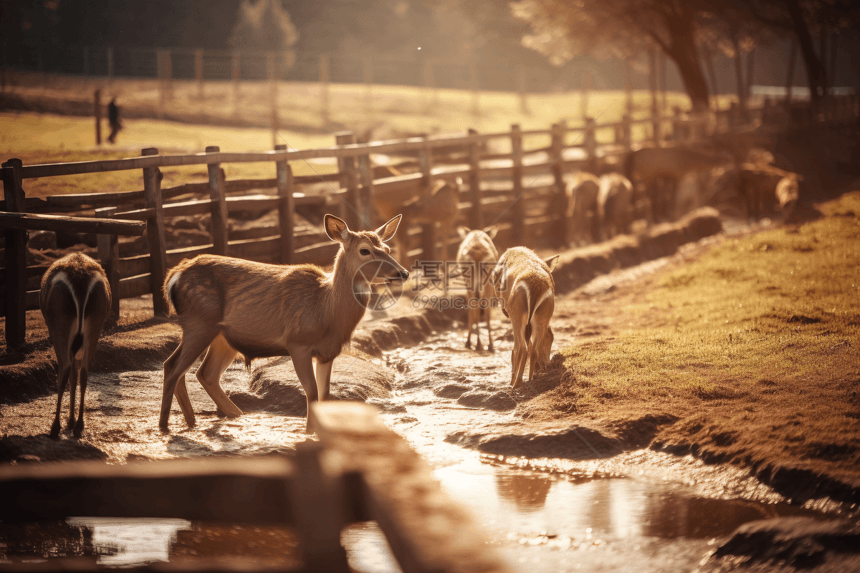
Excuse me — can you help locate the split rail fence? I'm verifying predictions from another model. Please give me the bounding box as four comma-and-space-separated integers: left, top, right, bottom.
0, 401, 512, 573
2, 94, 858, 349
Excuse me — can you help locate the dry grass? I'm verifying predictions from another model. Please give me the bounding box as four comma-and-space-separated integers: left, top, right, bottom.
2, 77, 739, 200
525, 191, 860, 486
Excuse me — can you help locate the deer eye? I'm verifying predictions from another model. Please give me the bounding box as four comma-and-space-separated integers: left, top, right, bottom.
360, 248, 371, 256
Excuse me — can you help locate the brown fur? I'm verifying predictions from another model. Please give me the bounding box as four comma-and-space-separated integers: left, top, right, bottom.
159, 214, 407, 432
456, 225, 499, 352
566, 171, 601, 245
597, 173, 635, 240
39, 252, 111, 439
492, 247, 558, 389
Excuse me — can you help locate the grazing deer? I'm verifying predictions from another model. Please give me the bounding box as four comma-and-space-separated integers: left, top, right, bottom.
456, 225, 499, 351
400, 178, 462, 263
40, 253, 111, 439
624, 146, 729, 222
160, 214, 407, 432
598, 173, 635, 240
492, 247, 559, 389
566, 171, 601, 245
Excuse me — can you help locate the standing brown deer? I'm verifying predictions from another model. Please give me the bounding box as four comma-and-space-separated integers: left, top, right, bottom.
160, 214, 407, 432
492, 247, 559, 389
40, 253, 111, 439
597, 173, 635, 240
566, 171, 601, 245
456, 225, 499, 352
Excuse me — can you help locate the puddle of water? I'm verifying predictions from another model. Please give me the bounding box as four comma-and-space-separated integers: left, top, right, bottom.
0, 519, 302, 568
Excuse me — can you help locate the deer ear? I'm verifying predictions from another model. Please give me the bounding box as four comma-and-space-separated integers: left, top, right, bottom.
457, 226, 471, 239
324, 214, 350, 243
544, 255, 559, 272
375, 214, 402, 243
483, 224, 499, 239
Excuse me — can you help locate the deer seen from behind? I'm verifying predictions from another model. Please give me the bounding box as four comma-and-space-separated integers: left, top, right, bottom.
456, 225, 499, 352
160, 214, 408, 433
40, 253, 111, 439
492, 247, 559, 390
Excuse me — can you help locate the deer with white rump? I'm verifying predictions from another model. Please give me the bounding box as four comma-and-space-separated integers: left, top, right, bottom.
492, 247, 559, 390
160, 214, 408, 432
40, 253, 112, 439
456, 225, 499, 352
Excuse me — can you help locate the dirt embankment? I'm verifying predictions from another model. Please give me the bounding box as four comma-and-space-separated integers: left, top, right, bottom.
450, 191, 860, 511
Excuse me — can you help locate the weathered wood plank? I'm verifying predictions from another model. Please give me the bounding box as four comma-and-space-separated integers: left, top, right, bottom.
468, 128, 483, 229
97, 233, 120, 317
0, 457, 296, 525
2, 159, 28, 349
142, 148, 169, 316
275, 145, 295, 264
207, 146, 229, 255
311, 402, 511, 573
0, 212, 146, 236
119, 273, 153, 299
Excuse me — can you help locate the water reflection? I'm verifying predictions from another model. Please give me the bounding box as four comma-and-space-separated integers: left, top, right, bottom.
435, 461, 817, 542
66, 518, 191, 566
494, 473, 553, 512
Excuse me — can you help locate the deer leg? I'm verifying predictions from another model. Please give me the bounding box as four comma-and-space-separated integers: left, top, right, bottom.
196, 333, 243, 418
160, 327, 219, 431
50, 365, 72, 439
510, 324, 529, 390
288, 345, 318, 433
314, 358, 334, 402
73, 368, 88, 439
485, 307, 494, 353
67, 365, 79, 430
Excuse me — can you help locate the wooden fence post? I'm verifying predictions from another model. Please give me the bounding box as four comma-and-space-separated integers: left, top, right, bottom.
275, 144, 294, 265
2, 158, 26, 349
195, 49, 204, 99
292, 442, 351, 572
142, 148, 168, 317
583, 117, 597, 172
94, 89, 102, 146
96, 232, 120, 318
232, 51, 241, 115
206, 146, 228, 255
511, 124, 525, 244
470, 64, 480, 118
581, 70, 591, 119
468, 128, 483, 230
363, 56, 373, 115
550, 122, 568, 247
622, 113, 632, 151
336, 132, 359, 230
418, 136, 437, 260
517, 67, 529, 115
320, 55, 330, 125
357, 153, 375, 229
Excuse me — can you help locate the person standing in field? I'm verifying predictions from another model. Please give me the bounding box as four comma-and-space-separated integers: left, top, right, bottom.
107, 98, 122, 144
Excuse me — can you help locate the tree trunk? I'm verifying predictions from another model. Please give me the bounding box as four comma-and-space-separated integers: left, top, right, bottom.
665, 22, 710, 112
785, 1, 826, 104
785, 40, 797, 101
731, 32, 748, 119
702, 44, 719, 108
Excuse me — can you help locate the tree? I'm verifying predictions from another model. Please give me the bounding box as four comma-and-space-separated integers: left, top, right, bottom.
228, 0, 298, 52
727, 0, 859, 105
510, 0, 714, 112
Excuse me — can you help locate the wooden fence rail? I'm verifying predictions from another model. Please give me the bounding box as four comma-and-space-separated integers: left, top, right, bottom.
2, 94, 857, 348
0, 402, 511, 573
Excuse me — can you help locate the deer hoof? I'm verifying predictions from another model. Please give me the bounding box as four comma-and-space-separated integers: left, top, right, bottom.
50, 421, 61, 439
73, 421, 84, 439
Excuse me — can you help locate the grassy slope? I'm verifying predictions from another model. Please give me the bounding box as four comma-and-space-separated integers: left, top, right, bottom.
526, 192, 860, 489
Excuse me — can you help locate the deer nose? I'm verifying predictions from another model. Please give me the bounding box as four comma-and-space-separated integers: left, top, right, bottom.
399, 269, 410, 280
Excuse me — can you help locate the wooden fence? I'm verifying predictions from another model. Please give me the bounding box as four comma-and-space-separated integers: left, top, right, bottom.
2, 94, 858, 349
0, 402, 512, 573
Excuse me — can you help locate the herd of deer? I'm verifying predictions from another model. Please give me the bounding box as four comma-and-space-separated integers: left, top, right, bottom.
38, 144, 801, 438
